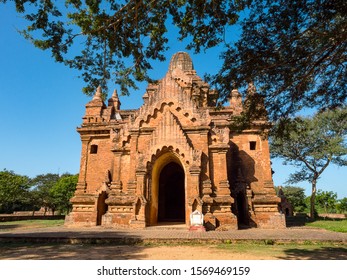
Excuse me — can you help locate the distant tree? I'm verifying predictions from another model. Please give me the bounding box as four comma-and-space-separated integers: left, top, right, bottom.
50, 174, 78, 214
271, 107, 347, 219
24, 189, 42, 214
336, 198, 347, 213
31, 173, 60, 214
1, 0, 345, 119
275, 186, 307, 213
0, 170, 31, 213
315, 190, 338, 214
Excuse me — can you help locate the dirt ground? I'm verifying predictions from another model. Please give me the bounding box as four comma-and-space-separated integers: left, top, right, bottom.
1, 220, 347, 260
1, 243, 347, 260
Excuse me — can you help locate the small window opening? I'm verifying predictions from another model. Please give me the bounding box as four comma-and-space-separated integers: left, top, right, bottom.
90, 144, 98, 154
249, 141, 256, 150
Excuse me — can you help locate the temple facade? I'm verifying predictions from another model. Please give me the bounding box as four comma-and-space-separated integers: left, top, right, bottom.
65, 52, 285, 230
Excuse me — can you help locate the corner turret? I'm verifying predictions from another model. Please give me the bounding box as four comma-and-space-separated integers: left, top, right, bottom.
83, 86, 106, 123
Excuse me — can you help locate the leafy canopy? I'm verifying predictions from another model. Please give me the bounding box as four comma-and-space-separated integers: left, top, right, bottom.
337, 197, 347, 213
30, 173, 77, 214
213, 0, 347, 119
0, 171, 78, 214
50, 174, 78, 214
315, 189, 338, 214
30, 173, 61, 213
0, 170, 31, 213
1, 0, 244, 95
2, 0, 345, 119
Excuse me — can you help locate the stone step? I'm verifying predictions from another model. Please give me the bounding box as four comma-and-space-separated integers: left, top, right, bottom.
145, 223, 188, 230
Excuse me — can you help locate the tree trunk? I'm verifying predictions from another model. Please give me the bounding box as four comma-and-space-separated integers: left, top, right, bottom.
310, 178, 317, 219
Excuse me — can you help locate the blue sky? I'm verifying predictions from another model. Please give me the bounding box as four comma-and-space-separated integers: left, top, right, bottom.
0, 3, 346, 199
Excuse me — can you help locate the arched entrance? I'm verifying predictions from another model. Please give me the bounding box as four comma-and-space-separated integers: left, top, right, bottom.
149, 152, 186, 225
158, 162, 185, 222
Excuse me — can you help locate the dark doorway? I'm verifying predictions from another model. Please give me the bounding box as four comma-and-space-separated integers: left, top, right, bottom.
158, 162, 185, 222
236, 191, 249, 226
96, 191, 108, 225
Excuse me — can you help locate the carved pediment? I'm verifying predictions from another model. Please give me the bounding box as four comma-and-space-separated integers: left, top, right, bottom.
135, 101, 211, 128
150, 109, 193, 151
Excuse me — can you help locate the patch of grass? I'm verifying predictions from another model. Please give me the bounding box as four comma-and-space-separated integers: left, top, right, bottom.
0, 219, 64, 231
216, 242, 347, 259
264, 239, 275, 245
142, 240, 204, 247
306, 219, 347, 233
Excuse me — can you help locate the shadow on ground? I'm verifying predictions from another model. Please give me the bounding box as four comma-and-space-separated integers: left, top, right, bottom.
0, 224, 22, 231
280, 247, 347, 260
0, 228, 147, 260
2, 242, 347, 260
0, 243, 148, 260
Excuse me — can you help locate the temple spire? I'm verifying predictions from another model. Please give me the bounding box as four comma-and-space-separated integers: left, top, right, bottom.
112, 89, 119, 99
108, 89, 121, 110
244, 81, 268, 120
93, 86, 103, 100
229, 89, 242, 106
247, 81, 256, 96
